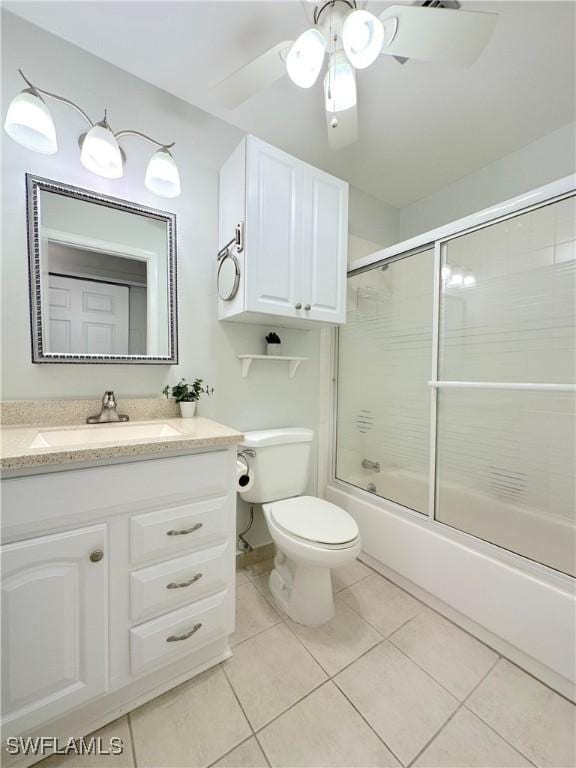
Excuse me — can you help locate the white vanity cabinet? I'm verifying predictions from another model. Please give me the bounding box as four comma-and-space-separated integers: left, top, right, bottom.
0, 448, 237, 766
1, 525, 108, 736
218, 135, 348, 326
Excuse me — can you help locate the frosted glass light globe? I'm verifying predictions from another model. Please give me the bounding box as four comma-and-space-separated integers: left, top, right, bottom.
80, 121, 123, 179
324, 51, 357, 113
4, 88, 57, 154
145, 148, 181, 198
286, 28, 327, 88
342, 9, 385, 69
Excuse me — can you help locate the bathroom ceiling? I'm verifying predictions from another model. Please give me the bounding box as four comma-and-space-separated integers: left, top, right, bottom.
6, 1, 575, 208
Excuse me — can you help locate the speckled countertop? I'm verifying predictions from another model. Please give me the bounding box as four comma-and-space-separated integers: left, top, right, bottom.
1, 401, 244, 473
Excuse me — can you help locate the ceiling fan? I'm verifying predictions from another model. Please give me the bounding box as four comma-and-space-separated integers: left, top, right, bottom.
213, 0, 497, 149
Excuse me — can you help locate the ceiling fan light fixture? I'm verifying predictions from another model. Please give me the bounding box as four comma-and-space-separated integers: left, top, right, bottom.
324, 51, 356, 113
342, 9, 384, 69
286, 28, 327, 88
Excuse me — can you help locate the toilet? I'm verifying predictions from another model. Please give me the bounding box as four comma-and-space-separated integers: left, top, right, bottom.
239, 428, 361, 626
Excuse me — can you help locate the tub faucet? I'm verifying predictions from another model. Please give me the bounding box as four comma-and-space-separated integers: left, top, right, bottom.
87, 391, 129, 424
361, 458, 381, 472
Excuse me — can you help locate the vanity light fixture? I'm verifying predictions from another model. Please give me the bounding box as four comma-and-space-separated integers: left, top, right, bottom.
4, 70, 181, 198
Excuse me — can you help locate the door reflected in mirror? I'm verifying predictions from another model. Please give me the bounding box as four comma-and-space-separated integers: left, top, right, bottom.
27, 176, 177, 364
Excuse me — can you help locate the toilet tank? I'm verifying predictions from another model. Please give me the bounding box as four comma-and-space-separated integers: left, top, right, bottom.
239, 428, 314, 504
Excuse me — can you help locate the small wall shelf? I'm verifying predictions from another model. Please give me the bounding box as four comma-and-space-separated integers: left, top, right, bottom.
237, 354, 309, 379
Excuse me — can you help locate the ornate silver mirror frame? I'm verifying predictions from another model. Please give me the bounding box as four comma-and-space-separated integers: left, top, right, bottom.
26, 174, 178, 364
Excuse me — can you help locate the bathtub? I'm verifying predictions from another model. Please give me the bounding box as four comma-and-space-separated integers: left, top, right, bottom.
327, 471, 576, 700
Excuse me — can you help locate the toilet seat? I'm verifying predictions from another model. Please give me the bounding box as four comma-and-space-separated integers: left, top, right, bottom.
264, 496, 359, 547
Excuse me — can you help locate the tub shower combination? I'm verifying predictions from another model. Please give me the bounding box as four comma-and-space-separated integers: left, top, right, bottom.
330, 179, 576, 697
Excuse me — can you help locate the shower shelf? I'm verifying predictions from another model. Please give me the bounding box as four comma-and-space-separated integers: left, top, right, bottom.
237, 354, 308, 379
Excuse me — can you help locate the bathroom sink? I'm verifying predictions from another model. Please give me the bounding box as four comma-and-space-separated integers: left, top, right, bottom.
29, 422, 182, 449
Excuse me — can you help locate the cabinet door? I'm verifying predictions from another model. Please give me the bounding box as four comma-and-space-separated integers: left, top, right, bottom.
245, 136, 304, 318
1, 525, 108, 736
303, 167, 348, 324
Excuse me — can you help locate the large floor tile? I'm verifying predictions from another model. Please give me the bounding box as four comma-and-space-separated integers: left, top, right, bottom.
332, 558, 372, 592
336, 641, 459, 766
212, 737, 268, 768
414, 708, 532, 767
235, 568, 250, 588
390, 609, 498, 699
339, 573, 423, 636
224, 623, 327, 730
250, 572, 288, 618
38, 717, 133, 768
232, 582, 281, 646
245, 558, 275, 579
258, 681, 400, 768
286, 597, 383, 676
468, 659, 576, 768
130, 666, 251, 768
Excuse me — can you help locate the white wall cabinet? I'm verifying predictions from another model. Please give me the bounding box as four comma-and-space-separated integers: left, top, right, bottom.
1, 525, 108, 736
218, 135, 348, 326
1, 449, 237, 767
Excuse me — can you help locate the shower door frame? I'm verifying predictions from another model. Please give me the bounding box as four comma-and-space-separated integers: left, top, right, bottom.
329, 174, 576, 586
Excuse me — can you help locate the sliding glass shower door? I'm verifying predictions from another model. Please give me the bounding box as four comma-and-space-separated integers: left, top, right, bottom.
336, 248, 435, 514
434, 197, 576, 575
336, 194, 576, 576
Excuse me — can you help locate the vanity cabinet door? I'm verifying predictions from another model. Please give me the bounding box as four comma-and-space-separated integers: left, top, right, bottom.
1, 525, 108, 737
302, 166, 348, 324
245, 136, 304, 318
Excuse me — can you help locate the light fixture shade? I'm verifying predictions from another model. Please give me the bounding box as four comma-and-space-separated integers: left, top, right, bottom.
4, 88, 57, 154
286, 28, 327, 88
324, 51, 357, 113
145, 147, 181, 198
342, 9, 384, 69
449, 269, 464, 287
463, 271, 477, 287
80, 121, 123, 179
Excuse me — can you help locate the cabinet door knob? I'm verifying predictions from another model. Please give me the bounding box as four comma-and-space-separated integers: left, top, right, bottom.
304, 304, 311, 311
295, 303, 302, 310
90, 550, 104, 563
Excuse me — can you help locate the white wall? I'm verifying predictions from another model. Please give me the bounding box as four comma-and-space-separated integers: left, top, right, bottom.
349, 185, 399, 249
399, 122, 576, 241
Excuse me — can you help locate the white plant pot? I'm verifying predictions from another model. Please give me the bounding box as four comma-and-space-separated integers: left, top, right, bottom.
179, 401, 197, 418
267, 343, 282, 356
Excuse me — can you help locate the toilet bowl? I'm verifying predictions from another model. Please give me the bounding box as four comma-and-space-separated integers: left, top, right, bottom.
239, 428, 361, 626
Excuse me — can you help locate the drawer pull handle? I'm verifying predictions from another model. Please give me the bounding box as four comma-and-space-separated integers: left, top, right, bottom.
166, 573, 203, 590
166, 523, 203, 537
166, 623, 202, 643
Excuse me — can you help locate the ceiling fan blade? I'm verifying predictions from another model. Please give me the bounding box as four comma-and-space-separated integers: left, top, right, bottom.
327, 106, 358, 150
379, 6, 497, 67
213, 40, 293, 109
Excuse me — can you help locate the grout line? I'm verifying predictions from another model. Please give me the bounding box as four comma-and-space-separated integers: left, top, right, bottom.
460, 703, 539, 768
126, 712, 138, 768
220, 663, 257, 737
405, 655, 501, 768
205, 734, 255, 768
331, 676, 407, 767
253, 678, 329, 735
253, 732, 272, 768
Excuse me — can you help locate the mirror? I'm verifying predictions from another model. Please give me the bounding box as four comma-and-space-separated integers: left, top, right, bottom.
26, 175, 178, 364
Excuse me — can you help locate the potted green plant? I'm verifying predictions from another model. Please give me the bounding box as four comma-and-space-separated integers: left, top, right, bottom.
265, 331, 282, 356
162, 378, 214, 418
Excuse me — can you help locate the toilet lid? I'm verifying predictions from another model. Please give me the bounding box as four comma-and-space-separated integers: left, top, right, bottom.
269, 496, 359, 546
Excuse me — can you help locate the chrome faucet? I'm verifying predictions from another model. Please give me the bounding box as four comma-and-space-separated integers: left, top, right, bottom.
87, 391, 129, 424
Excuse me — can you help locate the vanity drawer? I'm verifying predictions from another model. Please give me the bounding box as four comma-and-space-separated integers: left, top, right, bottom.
130, 589, 229, 675
130, 496, 229, 564
130, 542, 229, 621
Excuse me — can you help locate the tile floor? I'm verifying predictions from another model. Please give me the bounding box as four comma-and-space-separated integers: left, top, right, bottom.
41, 559, 575, 768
